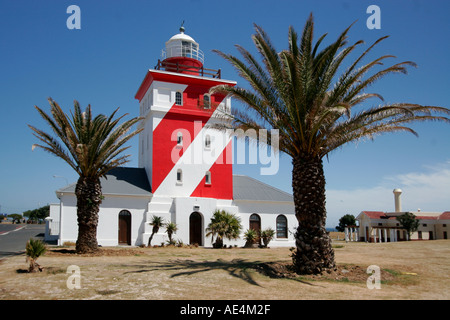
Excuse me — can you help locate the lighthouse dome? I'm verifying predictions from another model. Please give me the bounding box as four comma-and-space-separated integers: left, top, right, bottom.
167, 28, 196, 43
163, 26, 204, 64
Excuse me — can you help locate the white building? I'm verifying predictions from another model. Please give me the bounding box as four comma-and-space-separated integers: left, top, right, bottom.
45, 27, 296, 248
357, 189, 450, 242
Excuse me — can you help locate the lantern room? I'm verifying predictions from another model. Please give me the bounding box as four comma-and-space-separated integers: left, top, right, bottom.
155, 26, 221, 78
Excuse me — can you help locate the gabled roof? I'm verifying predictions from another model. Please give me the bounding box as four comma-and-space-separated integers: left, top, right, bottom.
232, 175, 293, 202
57, 167, 152, 197
56, 169, 293, 202
361, 211, 386, 219
439, 212, 450, 220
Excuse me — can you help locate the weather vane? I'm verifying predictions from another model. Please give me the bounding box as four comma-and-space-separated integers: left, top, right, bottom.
180, 20, 185, 33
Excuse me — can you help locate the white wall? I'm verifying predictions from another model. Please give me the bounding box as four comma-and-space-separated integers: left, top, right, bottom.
234, 200, 296, 247
59, 193, 150, 246
57, 193, 296, 248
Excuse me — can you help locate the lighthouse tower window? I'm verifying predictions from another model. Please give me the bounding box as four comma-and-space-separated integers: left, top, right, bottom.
177, 169, 183, 184
203, 94, 210, 109
175, 91, 183, 106
205, 171, 211, 185
204, 135, 211, 149
177, 132, 183, 146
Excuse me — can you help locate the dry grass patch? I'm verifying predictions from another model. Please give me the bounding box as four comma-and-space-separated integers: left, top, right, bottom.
0, 240, 449, 300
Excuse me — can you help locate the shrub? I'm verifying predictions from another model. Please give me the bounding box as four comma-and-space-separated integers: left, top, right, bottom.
206, 210, 242, 248
26, 238, 47, 272
243, 229, 258, 247
261, 228, 275, 248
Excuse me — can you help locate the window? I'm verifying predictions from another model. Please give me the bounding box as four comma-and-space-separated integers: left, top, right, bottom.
177, 132, 183, 146
276, 215, 287, 238
203, 94, 210, 109
182, 41, 191, 57
205, 135, 211, 149
205, 171, 211, 184
175, 91, 183, 105
176, 169, 183, 184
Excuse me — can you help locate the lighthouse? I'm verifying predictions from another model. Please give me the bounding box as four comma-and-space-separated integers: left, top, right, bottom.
135, 26, 238, 245
50, 27, 296, 248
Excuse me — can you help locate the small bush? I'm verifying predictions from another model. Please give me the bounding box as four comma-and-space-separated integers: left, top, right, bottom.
26, 238, 47, 272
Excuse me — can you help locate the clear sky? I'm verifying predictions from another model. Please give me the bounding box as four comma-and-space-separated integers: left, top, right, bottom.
0, 0, 449, 228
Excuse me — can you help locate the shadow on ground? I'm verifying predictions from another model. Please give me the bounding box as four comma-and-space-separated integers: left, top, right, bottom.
123, 258, 316, 287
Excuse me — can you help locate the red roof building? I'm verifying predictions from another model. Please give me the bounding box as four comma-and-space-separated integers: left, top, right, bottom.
356, 190, 450, 242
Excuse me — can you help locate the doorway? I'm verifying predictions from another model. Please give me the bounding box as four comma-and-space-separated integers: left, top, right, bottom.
118, 210, 131, 245
249, 213, 261, 245
189, 212, 203, 246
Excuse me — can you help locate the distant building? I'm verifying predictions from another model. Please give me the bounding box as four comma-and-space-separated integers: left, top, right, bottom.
357, 189, 450, 242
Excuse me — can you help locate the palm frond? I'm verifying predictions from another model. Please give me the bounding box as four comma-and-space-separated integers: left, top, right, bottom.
211, 14, 450, 161
29, 98, 143, 179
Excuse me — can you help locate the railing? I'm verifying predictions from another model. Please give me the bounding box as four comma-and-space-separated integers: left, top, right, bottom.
162, 45, 204, 64
155, 59, 221, 79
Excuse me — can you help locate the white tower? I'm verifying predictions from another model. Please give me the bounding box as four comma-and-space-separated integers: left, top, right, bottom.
393, 188, 402, 212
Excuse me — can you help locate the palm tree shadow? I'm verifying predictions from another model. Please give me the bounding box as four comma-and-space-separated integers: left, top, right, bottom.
124, 258, 262, 286
123, 258, 317, 287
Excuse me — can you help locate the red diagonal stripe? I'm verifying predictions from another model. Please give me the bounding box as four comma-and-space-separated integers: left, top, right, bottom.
151, 87, 227, 193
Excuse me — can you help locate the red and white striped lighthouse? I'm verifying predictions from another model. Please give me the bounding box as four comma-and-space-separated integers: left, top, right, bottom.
135, 26, 237, 200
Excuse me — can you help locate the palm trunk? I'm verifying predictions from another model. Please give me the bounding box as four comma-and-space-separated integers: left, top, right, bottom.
75, 176, 101, 253
148, 226, 160, 246
291, 155, 335, 274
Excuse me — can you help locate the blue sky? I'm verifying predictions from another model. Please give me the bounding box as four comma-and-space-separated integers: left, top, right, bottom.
0, 0, 449, 228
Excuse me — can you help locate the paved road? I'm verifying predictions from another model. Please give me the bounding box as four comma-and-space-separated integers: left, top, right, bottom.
0, 224, 45, 259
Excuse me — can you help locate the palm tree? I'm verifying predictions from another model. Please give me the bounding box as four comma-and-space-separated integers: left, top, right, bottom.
26, 238, 47, 272
260, 228, 275, 248
165, 222, 178, 245
148, 215, 164, 246
243, 228, 258, 248
206, 209, 242, 248
211, 14, 450, 274
29, 98, 142, 253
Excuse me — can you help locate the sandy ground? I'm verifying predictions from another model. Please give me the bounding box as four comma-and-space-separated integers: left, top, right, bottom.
0, 240, 449, 300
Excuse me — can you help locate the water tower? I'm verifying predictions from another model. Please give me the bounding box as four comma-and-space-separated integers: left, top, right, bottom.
393, 188, 402, 212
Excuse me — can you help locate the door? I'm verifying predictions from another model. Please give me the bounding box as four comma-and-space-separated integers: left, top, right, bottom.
190, 212, 203, 246
118, 210, 131, 245
249, 214, 261, 245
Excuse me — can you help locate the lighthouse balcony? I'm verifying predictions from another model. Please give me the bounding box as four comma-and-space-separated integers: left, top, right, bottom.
155, 59, 221, 79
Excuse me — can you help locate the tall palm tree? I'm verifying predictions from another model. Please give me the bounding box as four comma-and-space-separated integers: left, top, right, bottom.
211, 14, 450, 274
29, 98, 142, 253
206, 209, 242, 248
